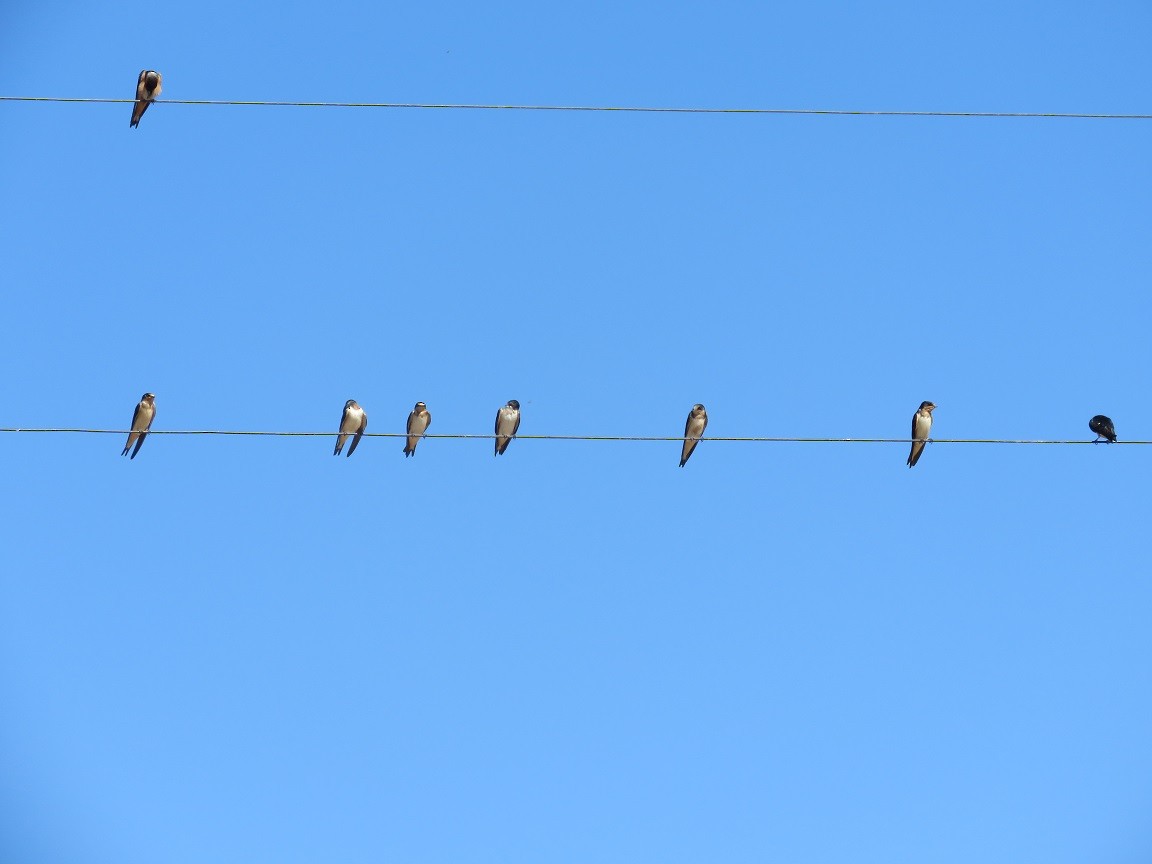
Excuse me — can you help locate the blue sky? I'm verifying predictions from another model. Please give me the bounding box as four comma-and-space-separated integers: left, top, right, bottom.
3, 2, 1151, 862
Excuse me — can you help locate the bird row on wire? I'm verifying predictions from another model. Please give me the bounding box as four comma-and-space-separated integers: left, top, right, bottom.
117, 394, 1122, 467
120, 395, 712, 465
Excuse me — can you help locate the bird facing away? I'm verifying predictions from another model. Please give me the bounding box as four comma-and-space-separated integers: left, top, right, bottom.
680, 404, 709, 467
404, 402, 431, 457
334, 400, 367, 456
494, 400, 521, 456
130, 70, 162, 128
1089, 414, 1117, 444
907, 401, 936, 467
121, 392, 156, 459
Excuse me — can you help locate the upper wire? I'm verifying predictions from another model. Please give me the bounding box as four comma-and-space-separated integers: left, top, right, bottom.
2, 96, 1150, 120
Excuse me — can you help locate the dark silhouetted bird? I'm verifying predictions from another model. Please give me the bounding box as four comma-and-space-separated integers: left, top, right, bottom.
1089, 414, 1116, 444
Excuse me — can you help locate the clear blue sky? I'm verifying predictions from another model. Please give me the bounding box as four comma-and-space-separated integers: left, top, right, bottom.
3, 2, 1151, 862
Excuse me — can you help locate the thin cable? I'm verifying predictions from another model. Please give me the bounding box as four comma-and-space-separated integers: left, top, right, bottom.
0, 429, 1144, 444
1, 96, 1150, 120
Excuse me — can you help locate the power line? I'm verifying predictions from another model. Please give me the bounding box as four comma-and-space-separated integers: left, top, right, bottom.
0, 429, 1144, 444
1, 96, 1150, 120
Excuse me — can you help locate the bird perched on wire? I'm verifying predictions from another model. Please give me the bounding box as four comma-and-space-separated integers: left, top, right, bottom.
404, 402, 431, 457
679, 404, 708, 467
130, 70, 162, 128
907, 401, 936, 467
494, 400, 521, 456
334, 400, 367, 456
130, 69, 162, 128
1089, 414, 1117, 444
122, 392, 156, 459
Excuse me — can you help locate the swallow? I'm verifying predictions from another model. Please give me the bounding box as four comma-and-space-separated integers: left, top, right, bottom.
907, 401, 936, 467
679, 403, 709, 467
404, 401, 431, 457
121, 392, 156, 459
130, 70, 162, 128
334, 400, 367, 457
494, 399, 521, 456
1089, 414, 1117, 444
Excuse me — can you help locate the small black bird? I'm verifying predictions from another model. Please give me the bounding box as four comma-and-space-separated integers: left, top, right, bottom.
1089, 415, 1117, 444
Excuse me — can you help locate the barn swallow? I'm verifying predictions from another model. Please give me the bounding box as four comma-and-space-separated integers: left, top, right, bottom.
1089, 414, 1117, 444
679, 404, 708, 467
130, 70, 162, 128
494, 399, 521, 456
121, 392, 156, 459
404, 401, 431, 457
907, 401, 936, 467
334, 400, 367, 456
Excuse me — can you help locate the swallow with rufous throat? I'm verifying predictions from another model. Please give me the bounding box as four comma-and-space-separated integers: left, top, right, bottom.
122, 392, 156, 459
404, 402, 431, 457
907, 401, 936, 467
494, 400, 521, 456
1089, 414, 1117, 444
130, 70, 162, 128
680, 404, 708, 467
334, 400, 367, 456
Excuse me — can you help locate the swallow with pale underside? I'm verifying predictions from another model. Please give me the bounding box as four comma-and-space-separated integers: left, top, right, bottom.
122, 392, 156, 459
130, 70, 162, 128
1089, 414, 1116, 444
494, 400, 521, 456
907, 401, 936, 467
334, 400, 367, 457
679, 403, 708, 467
404, 402, 431, 457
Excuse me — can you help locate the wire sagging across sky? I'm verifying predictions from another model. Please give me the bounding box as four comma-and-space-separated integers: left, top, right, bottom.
2, 95, 1151, 120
